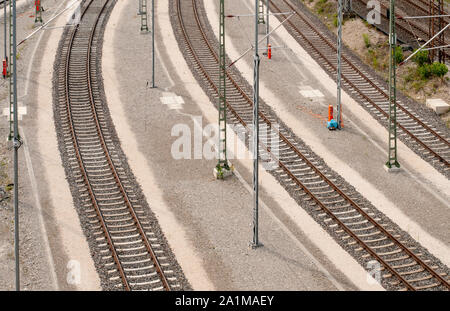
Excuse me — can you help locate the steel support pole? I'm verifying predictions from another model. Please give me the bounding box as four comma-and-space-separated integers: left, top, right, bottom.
251, 0, 261, 249
386, 0, 400, 169
266, 0, 269, 48
12, 0, 20, 291
216, 0, 230, 177
336, 0, 343, 129
4, 0, 7, 75
151, 0, 155, 87
8, 0, 13, 140
140, 0, 148, 32
258, 0, 265, 24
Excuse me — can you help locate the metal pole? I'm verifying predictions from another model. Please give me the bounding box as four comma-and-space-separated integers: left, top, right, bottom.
266, 0, 269, 48
386, 0, 400, 169
151, 0, 155, 88
140, 0, 148, 32
336, 0, 343, 129
8, 0, 12, 140
4, 0, 6, 72
12, 0, 20, 291
251, 0, 261, 249
217, 0, 228, 172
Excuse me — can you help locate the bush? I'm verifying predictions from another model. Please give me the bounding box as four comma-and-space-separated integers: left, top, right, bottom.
430, 62, 448, 77
363, 34, 370, 48
412, 49, 429, 66
394, 46, 404, 64
417, 64, 432, 79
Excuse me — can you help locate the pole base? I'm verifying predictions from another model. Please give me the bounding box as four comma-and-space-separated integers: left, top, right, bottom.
249, 242, 263, 249
384, 163, 401, 173
213, 164, 233, 180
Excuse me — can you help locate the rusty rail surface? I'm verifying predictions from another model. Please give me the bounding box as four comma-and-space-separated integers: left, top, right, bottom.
63, 0, 170, 291
175, 0, 450, 290
271, 0, 449, 169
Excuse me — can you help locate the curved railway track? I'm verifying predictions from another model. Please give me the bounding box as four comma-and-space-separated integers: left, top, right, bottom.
351, 0, 450, 60
270, 0, 450, 175
54, 0, 180, 290
173, 0, 450, 290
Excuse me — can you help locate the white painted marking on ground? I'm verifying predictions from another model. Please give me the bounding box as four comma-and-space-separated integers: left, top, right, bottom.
299, 89, 324, 98
160, 92, 184, 110
3, 105, 27, 120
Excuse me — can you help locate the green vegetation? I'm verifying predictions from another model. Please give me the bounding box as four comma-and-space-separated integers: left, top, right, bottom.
363, 39, 389, 71
314, 0, 336, 27
409, 49, 448, 80
412, 49, 430, 67
430, 62, 449, 77
315, 0, 331, 14
363, 33, 370, 48
394, 46, 404, 64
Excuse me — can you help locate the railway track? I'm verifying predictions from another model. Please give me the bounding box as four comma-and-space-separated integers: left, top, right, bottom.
54, 0, 181, 290
351, 0, 450, 61
173, 0, 450, 290
271, 0, 450, 175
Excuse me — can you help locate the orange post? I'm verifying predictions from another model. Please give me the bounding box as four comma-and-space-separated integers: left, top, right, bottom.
2, 60, 7, 78
328, 105, 333, 122
267, 44, 272, 59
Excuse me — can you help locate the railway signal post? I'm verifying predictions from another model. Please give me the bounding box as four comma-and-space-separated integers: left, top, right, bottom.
336, 0, 343, 129
3, 0, 8, 79
251, 0, 262, 249
266, 0, 270, 55
8, 0, 13, 140
35, 0, 43, 24
386, 0, 400, 170
151, 0, 155, 88
214, 0, 232, 180
11, 0, 21, 291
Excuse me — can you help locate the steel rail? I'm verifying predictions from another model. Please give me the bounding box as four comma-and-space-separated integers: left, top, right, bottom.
403, 0, 450, 22
85, 0, 170, 292
65, 0, 130, 290
353, 0, 450, 59
65, 0, 170, 291
271, 0, 450, 167
176, 0, 450, 290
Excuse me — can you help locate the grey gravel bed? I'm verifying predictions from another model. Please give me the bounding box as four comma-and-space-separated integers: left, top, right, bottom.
52, 0, 191, 291
169, 0, 450, 290
285, 0, 450, 179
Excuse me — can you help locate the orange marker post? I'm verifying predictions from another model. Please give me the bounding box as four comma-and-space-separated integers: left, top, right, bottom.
328, 105, 333, 122
267, 44, 272, 59
2, 60, 7, 78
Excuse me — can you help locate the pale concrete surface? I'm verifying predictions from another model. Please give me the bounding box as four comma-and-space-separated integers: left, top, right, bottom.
33, 2, 101, 290
101, 0, 385, 290
426, 98, 450, 115
0, 0, 101, 290
205, 0, 449, 266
